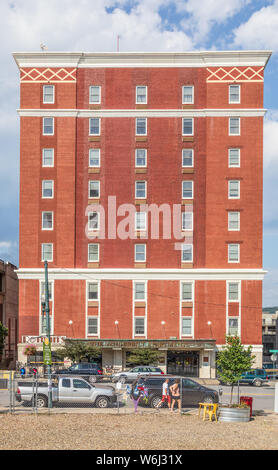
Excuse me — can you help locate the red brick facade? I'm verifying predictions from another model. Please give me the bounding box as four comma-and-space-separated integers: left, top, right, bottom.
14, 51, 270, 376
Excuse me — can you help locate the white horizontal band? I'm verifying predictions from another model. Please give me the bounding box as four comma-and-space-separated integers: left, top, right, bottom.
12, 51, 272, 69
17, 108, 267, 118
16, 268, 267, 281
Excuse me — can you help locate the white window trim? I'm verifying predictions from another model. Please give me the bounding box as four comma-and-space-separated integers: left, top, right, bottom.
42, 180, 54, 199
42, 148, 54, 168
228, 180, 240, 199
134, 316, 146, 336
135, 244, 146, 263
135, 212, 147, 231
39, 279, 54, 336
135, 181, 147, 199
182, 148, 194, 168
182, 180, 194, 199
181, 281, 194, 302
228, 211, 240, 231
181, 316, 192, 337
89, 117, 101, 136
228, 244, 240, 264
135, 117, 147, 136
87, 280, 100, 302
89, 148, 100, 168
182, 85, 194, 104
135, 149, 147, 168
87, 316, 99, 336
133, 280, 147, 302
88, 212, 100, 231
182, 212, 193, 231
228, 148, 240, 168
89, 86, 101, 105
41, 243, 53, 263
229, 84, 241, 104
182, 118, 194, 136
227, 280, 241, 303
136, 86, 148, 104
42, 117, 54, 136
88, 180, 100, 199
229, 117, 240, 136
42, 211, 54, 231
181, 244, 193, 263
228, 317, 240, 336
43, 85, 55, 104
88, 244, 99, 263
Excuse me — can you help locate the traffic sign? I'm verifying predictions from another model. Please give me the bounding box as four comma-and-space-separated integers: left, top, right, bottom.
43, 337, 52, 365
269, 350, 278, 353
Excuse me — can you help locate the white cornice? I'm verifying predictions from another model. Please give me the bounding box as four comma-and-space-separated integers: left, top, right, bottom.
16, 268, 267, 281
17, 108, 267, 118
12, 50, 272, 69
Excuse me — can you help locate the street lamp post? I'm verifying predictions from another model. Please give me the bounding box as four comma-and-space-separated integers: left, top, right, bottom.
44, 261, 52, 408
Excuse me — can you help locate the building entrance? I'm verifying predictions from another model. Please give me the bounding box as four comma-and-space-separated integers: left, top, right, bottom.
167, 351, 199, 377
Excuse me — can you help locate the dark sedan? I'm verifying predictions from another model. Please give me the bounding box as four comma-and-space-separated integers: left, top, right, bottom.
137, 375, 221, 408
53, 363, 103, 383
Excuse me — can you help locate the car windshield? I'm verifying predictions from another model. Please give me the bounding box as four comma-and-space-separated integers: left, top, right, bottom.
70, 364, 79, 370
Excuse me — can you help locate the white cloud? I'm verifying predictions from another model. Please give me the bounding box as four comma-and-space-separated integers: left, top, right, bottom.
233, 0, 278, 51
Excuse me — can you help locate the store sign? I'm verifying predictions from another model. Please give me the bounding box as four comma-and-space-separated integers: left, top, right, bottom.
43, 337, 52, 365
87, 340, 215, 350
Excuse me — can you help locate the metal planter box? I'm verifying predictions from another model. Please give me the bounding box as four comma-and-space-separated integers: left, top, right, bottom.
218, 406, 250, 422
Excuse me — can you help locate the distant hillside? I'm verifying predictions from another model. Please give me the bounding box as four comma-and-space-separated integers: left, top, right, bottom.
263, 306, 278, 314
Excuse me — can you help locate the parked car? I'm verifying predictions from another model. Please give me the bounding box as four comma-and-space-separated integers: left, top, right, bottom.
53, 362, 103, 383
112, 366, 164, 384
15, 376, 116, 408
136, 375, 220, 408
238, 369, 269, 387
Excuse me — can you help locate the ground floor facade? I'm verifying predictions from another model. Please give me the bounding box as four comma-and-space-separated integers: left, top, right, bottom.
16, 268, 265, 376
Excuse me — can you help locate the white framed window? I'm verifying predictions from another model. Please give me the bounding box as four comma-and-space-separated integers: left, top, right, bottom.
88, 244, 99, 262
42, 243, 53, 262
43, 117, 54, 135
181, 317, 192, 336
42, 211, 53, 230
41, 281, 53, 301
42, 148, 54, 167
228, 212, 240, 231
228, 244, 240, 263
89, 180, 100, 199
136, 86, 147, 104
182, 118, 194, 136
89, 118, 100, 136
88, 282, 99, 301
87, 317, 98, 336
182, 86, 194, 104
89, 86, 101, 104
41, 315, 53, 336
228, 180, 240, 199
43, 85, 55, 104
182, 212, 193, 231
134, 317, 145, 336
182, 181, 193, 199
181, 282, 193, 301
229, 85, 240, 104
135, 212, 147, 231
228, 282, 240, 301
135, 149, 147, 167
135, 181, 147, 199
89, 149, 100, 167
182, 149, 194, 167
229, 117, 240, 135
135, 244, 146, 262
134, 282, 146, 301
88, 212, 99, 231
42, 180, 54, 199
136, 118, 147, 136
182, 244, 193, 263
228, 317, 239, 336
229, 148, 240, 168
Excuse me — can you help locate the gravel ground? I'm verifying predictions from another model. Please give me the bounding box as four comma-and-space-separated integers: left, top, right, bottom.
0, 411, 277, 450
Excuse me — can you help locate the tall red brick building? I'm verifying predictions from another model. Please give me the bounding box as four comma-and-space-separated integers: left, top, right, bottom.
13, 51, 271, 377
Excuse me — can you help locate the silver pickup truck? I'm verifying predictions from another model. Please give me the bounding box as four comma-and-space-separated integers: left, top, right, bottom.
16, 376, 117, 408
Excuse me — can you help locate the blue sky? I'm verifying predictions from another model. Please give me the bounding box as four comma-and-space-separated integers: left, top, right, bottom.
0, 0, 278, 306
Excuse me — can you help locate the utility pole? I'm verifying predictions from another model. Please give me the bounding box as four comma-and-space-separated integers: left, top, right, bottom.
44, 260, 52, 408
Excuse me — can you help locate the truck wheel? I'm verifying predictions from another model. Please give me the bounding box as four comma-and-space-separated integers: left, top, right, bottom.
95, 396, 110, 408
36, 395, 48, 408
253, 379, 262, 387
89, 375, 97, 384
203, 395, 214, 404
119, 376, 127, 384
151, 395, 161, 408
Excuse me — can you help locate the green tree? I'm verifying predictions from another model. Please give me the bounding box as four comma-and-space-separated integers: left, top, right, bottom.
127, 348, 161, 366
56, 339, 101, 363
216, 335, 255, 404
0, 322, 8, 360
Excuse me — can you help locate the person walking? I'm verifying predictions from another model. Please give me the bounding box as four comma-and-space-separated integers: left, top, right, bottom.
170, 378, 181, 412
155, 378, 171, 410
130, 379, 142, 413
20, 366, 26, 379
